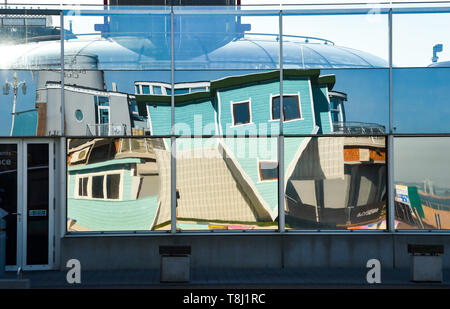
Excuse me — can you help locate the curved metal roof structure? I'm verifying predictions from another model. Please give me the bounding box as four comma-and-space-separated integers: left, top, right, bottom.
0, 33, 387, 70
429, 61, 450, 68
0, 5, 388, 70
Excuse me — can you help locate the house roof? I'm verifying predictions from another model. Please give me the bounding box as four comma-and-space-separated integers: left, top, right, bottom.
135, 69, 335, 117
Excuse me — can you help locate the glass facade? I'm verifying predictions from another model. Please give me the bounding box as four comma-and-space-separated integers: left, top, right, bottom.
0, 3, 449, 234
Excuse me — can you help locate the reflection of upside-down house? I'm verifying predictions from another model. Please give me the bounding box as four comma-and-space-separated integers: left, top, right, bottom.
66, 69, 386, 231
67, 138, 164, 231
285, 136, 386, 229
67, 137, 280, 231
67, 135, 386, 231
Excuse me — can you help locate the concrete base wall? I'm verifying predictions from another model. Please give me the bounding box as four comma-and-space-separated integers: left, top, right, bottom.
59, 234, 450, 271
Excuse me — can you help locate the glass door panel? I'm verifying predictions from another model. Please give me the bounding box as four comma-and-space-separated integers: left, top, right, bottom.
0, 143, 19, 267
25, 143, 50, 266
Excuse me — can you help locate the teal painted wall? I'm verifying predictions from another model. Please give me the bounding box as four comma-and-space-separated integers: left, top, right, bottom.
67, 195, 159, 231
147, 103, 171, 135
174, 100, 216, 135
67, 161, 161, 231
218, 78, 315, 135
312, 85, 332, 134
282, 79, 316, 135
223, 138, 278, 216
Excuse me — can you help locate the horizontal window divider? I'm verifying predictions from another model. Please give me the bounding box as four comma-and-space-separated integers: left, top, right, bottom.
65, 135, 173, 139
7, 134, 395, 139
64, 231, 172, 238
283, 133, 389, 138
174, 134, 280, 138
392, 66, 450, 69
63, 10, 171, 16
60, 230, 450, 238
392, 133, 450, 137
0, 8, 61, 15
63, 69, 173, 72
172, 69, 281, 72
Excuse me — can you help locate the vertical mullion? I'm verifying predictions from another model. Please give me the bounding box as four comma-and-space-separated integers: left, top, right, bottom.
278, 10, 285, 233
170, 6, 177, 234
388, 8, 395, 233
60, 11, 65, 136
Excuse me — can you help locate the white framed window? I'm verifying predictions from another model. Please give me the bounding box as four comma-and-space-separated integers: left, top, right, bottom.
75, 171, 123, 201
258, 160, 278, 182
231, 99, 252, 127
270, 93, 302, 122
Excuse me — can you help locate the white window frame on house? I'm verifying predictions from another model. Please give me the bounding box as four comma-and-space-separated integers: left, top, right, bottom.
75, 170, 124, 201
230, 98, 253, 127
257, 159, 279, 183
269, 92, 303, 123
134, 81, 210, 96
77, 176, 89, 197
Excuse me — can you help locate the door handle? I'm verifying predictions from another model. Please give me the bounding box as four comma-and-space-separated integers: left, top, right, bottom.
11, 212, 22, 216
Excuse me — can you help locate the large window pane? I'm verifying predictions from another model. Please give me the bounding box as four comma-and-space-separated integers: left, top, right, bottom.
63, 6, 171, 70
175, 137, 278, 231
394, 137, 450, 230
282, 9, 388, 69
393, 67, 450, 133
174, 70, 280, 136
26, 143, 49, 265
173, 6, 280, 70
62, 70, 171, 137
281, 69, 388, 135
67, 137, 171, 232
0, 9, 62, 70
0, 9, 62, 137
0, 144, 18, 265
393, 8, 450, 68
285, 136, 387, 230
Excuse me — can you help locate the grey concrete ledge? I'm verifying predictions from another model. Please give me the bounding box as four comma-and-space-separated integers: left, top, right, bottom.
0, 279, 31, 289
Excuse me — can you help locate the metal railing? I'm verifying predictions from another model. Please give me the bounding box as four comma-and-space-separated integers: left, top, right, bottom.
86, 123, 127, 136
332, 121, 385, 135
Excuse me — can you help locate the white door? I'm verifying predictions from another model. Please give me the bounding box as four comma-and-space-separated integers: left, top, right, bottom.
1, 139, 54, 271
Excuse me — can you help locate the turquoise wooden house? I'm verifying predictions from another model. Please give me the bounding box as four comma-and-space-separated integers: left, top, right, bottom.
66, 69, 385, 231
129, 69, 344, 229
135, 69, 340, 137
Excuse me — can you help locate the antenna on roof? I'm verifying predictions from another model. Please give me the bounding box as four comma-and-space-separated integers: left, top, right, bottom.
432, 44, 443, 63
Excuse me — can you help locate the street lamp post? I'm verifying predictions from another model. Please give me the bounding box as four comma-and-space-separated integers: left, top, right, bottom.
3, 72, 26, 136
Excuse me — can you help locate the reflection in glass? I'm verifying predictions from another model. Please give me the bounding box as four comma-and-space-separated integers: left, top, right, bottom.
393, 12, 450, 68
63, 8, 171, 70
26, 143, 49, 265
282, 13, 388, 69
0, 12, 62, 70
0, 70, 40, 136
393, 68, 450, 133
174, 7, 279, 70
272, 95, 301, 121
0, 144, 18, 265
67, 137, 171, 232
173, 70, 279, 136
170, 69, 388, 137
175, 137, 278, 231
320, 69, 389, 134
394, 137, 450, 230
60, 70, 172, 137
285, 136, 386, 229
